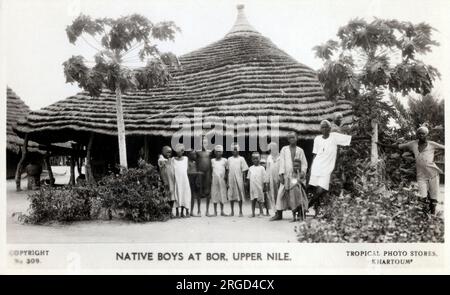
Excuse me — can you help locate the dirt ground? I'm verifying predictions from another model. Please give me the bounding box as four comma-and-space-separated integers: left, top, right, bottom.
6, 166, 444, 244
7, 167, 300, 243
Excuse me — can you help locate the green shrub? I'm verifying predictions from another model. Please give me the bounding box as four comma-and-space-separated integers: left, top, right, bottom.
16, 164, 170, 224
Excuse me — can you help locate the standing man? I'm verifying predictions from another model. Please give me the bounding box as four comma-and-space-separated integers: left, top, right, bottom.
309, 120, 352, 217
378, 126, 444, 214
270, 131, 308, 221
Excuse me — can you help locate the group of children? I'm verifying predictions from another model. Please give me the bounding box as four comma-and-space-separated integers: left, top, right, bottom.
157, 140, 309, 220
157, 115, 444, 222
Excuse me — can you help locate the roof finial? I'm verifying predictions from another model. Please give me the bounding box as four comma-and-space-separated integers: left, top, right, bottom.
226, 4, 260, 37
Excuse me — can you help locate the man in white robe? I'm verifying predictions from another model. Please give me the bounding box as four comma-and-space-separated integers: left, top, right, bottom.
270, 131, 308, 221
309, 120, 352, 217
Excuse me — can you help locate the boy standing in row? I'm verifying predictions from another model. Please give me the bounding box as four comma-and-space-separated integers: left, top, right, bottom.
227, 143, 248, 217
247, 152, 268, 217
211, 145, 228, 216
158, 146, 177, 217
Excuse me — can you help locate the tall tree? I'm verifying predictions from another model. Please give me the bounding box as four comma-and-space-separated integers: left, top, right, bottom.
313, 18, 440, 164
390, 92, 444, 142
63, 14, 180, 172
407, 93, 444, 130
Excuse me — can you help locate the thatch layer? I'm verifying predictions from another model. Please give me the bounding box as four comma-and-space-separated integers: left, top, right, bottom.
6, 87, 41, 153
15, 7, 352, 143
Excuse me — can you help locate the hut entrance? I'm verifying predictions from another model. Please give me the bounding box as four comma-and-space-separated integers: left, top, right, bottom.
86, 134, 315, 180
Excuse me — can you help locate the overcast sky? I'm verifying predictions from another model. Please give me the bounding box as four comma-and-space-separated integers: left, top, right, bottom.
3, 0, 450, 110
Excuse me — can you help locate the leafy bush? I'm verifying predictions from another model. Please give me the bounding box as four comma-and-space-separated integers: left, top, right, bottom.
298, 159, 444, 243
16, 186, 96, 224
16, 164, 170, 224
297, 187, 444, 242
97, 166, 171, 222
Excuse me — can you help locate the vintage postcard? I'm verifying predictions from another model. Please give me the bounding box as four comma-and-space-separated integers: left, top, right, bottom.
1, 0, 449, 275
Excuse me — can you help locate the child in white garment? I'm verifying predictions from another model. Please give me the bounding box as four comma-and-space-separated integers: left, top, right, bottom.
247, 152, 268, 217
172, 144, 192, 218
210, 145, 228, 216
227, 143, 248, 217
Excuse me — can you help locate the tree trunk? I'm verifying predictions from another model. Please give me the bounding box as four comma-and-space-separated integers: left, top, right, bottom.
44, 150, 55, 186
15, 134, 29, 191
371, 120, 378, 165
115, 84, 128, 172
86, 133, 95, 185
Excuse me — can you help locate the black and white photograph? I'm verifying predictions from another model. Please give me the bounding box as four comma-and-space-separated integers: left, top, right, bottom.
1, 0, 449, 274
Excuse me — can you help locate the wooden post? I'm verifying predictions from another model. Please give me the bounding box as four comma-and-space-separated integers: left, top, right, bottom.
76, 156, 82, 175
69, 152, 76, 185
85, 133, 95, 185
115, 83, 128, 172
44, 149, 55, 186
15, 134, 29, 191
73, 143, 82, 175
144, 136, 150, 163
371, 120, 378, 165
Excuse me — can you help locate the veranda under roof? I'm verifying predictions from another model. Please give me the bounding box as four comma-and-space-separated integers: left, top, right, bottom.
15, 5, 352, 144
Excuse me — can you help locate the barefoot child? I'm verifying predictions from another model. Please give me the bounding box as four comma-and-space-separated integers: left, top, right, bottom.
247, 152, 268, 217
187, 151, 202, 217
211, 145, 228, 216
172, 144, 192, 217
197, 137, 213, 216
227, 143, 248, 217
287, 159, 308, 221
157, 146, 177, 217
259, 156, 270, 216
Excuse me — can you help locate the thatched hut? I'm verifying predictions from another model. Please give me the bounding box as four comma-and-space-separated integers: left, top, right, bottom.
15, 5, 352, 179
6, 87, 44, 179
7, 87, 73, 190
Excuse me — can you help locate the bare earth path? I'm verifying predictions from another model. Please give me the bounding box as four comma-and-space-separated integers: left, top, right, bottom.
7, 167, 299, 243
7, 167, 444, 244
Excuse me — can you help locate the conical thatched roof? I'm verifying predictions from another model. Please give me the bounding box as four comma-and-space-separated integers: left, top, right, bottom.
15, 5, 352, 144
6, 87, 42, 154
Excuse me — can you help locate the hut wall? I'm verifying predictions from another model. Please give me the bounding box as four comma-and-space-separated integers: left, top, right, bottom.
89, 134, 119, 179
145, 135, 169, 165
6, 150, 21, 179
88, 134, 162, 179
